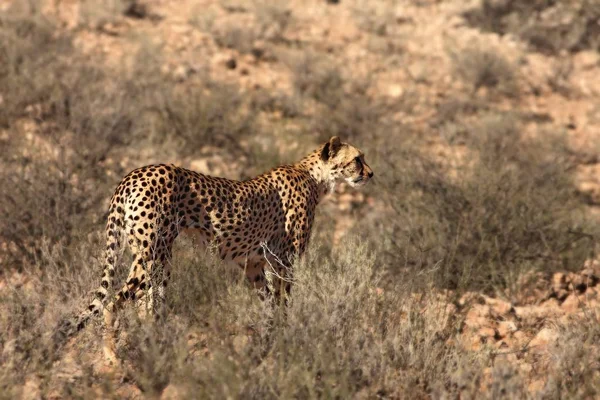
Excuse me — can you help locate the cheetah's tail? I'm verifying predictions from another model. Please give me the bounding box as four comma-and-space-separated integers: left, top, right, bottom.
51, 199, 124, 349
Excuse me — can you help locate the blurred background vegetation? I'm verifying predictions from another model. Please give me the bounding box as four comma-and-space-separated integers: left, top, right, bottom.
0, 0, 599, 398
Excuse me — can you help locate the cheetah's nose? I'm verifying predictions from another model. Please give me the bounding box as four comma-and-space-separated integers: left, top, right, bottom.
368, 171, 374, 178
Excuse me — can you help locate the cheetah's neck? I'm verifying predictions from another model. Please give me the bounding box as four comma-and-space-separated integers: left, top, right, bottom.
295, 148, 335, 199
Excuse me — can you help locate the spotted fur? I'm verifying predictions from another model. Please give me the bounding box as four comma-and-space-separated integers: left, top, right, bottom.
69, 136, 373, 343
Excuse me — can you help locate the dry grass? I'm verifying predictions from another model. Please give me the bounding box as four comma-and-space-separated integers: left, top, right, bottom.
289, 51, 406, 143
449, 43, 519, 96
375, 112, 595, 298
464, 0, 600, 54
3, 233, 599, 398
0, 5, 260, 265
1, 2, 600, 398
0, 8, 131, 267
208, 1, 292, 58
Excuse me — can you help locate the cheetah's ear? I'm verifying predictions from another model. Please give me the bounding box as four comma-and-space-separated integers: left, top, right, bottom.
320, 136, 342, 162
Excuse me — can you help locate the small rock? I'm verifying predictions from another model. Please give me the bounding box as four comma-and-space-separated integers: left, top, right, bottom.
574, 50, 600, 70
561, 294, 581, 313
464, 304, 491, 329
467, 333, 484, 351
338, 193, 355, 211
552, 272, 567, 291
233, 334, 249, 354
464, 316, 488, 330
541, 298, 563, 311
529, 327, 559, 353
446, 303, 457, 315
173, 65, 195, 82
458, 292, 481, 307
471, 304, 492, 317
497, 321, 517, 338
567, 272, 587, 292
225, 58, 237, 70
387, 84, 404, 98
161, 384, 186, 400
190, 159, 210, 174
115, 384, 143, 399
124, 2, 149, 19
520, 363, 534, 374
581, 267, 597, 280
578, 182, 600, 204
22, 377, 41, 400
528, 379, 546, 394
484, 296, 513, 316
554, 289, 570, 301
513, 331, 529, 346
478, 327, 497, 339
497, 352, 518, 363
514, 299, 563, 322
251, 41, 267, 60
586, 286, 600, 298
584, 259, 600, 276
408, 62, 428, 82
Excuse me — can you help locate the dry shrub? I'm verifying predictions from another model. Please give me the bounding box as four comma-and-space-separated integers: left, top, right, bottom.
116, 40, 260, 161
0, 8, 70, 126
543, 314, 600, 397
212, 24, 258, 54
289, 52, 406, 143
352, 0, 400, 37
144, 81, 256, 159
254, 1, 293, 43
464, 0, 600, 54
2, 3, 600, 399
0, 8, 264, 267
0, 239, 102, 397
449, 43, 518, 96
1, 225, 596, 397
79, 0, 157, 29
376, 112, 595, 298
250, 88, 302, 119
131, 238, 477, 398
291, 52, 345, 109
210, 1, 292, 56
1, 227, 597, 398
0, 8, 134, 267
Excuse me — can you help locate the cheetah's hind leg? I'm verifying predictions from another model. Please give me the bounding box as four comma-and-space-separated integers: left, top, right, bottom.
101, 233, 174, 361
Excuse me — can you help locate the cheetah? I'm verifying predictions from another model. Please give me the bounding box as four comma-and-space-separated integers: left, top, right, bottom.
68, 136, 373, 359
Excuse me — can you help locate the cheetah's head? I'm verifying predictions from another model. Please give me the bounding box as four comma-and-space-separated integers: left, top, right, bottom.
320, 136, 374, 188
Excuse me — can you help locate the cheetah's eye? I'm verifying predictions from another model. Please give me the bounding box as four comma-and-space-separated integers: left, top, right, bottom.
355, 157, 362, 166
